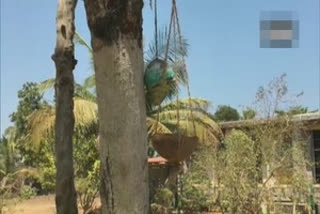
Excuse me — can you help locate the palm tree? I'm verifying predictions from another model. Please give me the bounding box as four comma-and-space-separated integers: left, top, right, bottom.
28, 31, 222, 150
27, 95, 222, 151
0, 127, 18, 176
26, 35, 222, 211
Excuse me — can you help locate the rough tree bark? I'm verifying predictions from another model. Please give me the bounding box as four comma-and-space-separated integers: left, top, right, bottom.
52, 0, 78, 213
83, 1, 149, 213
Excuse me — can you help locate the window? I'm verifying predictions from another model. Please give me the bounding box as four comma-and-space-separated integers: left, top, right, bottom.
313, 130, 320, 183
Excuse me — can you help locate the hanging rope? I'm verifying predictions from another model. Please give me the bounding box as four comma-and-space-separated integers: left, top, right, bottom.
173, 13, 180, 132
172, 0, 197, 137
163, 2, 175, 69
172, 9, 183, 160
154, 0, 197, 139
154, 0, 159, 58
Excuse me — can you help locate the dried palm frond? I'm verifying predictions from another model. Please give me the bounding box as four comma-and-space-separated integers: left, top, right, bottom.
161, 97, 211, 112
146, 117, 172, 137
37, 78, 55, 95
162, 120, 221, 146
73, 98, 98, 127
151, 109, 223, 145
26, 98, 98, 148
26, 105, 55, 148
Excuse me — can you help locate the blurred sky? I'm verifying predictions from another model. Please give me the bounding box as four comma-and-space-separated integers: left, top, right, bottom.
1, 0, 319, 135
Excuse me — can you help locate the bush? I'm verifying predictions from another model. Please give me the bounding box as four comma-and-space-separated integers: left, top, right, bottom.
76, 160, 100, 214
151, 188, 174, 214
180, 146, 217, 212
38, 153, 56, 193
19, 184, 36, 200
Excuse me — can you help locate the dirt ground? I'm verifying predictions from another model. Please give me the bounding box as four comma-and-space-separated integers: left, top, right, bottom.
3, 195, 100, 214
3, 195, 56, 214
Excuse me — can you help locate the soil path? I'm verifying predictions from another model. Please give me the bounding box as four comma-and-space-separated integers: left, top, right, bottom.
3, 195, 101, 214
4, 195, 55, 214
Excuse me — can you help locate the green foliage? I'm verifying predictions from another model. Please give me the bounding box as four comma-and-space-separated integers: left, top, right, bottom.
242, 107, 256, 120
76, 160, 100, 214
74, 83, 96, 102
73, 133, 100, 214
217, 130, 260, 213
19, 184, 36, 200
288, 105, 308, 115
73, 134, 99, 178
151, 188, 174, 214
180, 147, 216, 212
182, 120, 312, 213
276, 105, 308, 117
10, 82, 45, 138
38, 150, 56, 192
5, 82, 50, 182
0, 186, 11, 214
0, 167, 39, 208
154, 188, 174, 207
83, 75, 96, 91
213, 105, 240, 122
0, 134, 16, 175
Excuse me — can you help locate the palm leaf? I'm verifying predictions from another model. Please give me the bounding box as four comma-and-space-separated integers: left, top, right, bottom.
146, 117, 172, 137
75, 83, 96, 102
83, 74, 96, 90
161, 98, 211, 112
161, 120, 220, 146
37, 78, 55, 95
74, 32, 92, 53
151, 109, 223, 145
26, 105, 56, 148
73, 97, 98, 127
74, 32, 94, 71
144, 28, 189, 64
26, 98, 98, 148
144, 28, 189, 90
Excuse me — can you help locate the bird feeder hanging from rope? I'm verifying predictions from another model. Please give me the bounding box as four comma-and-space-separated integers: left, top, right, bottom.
151, 0, 199, 164
145, 0, 176, 106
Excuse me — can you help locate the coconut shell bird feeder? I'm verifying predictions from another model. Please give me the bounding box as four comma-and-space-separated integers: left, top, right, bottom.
145, 59, 175, 106
149, 0, 199, 164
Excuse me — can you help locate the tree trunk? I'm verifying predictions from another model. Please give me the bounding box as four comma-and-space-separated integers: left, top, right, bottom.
52, 0, 78, 213
83, 1, 149, 213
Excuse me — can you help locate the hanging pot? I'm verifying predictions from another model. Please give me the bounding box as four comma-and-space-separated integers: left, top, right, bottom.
151, 133, 198, 163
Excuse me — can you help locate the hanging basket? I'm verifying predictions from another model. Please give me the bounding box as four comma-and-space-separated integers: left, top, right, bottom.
151, 133, 198, 163
145, 59, 175, 106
